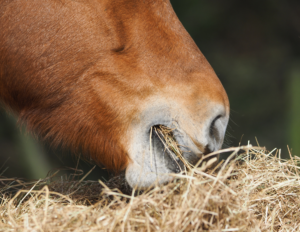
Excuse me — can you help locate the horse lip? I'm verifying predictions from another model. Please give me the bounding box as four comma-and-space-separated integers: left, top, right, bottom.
151, 124, 213, 172
151, 125, 185, 173
172, 129, 220, 168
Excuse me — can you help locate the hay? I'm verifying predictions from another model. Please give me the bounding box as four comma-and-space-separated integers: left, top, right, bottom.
153, 125, 194, 170
1, 145, 300, 231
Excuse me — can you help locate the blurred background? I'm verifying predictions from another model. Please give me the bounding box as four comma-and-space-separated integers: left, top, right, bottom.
0, 0, 300, 180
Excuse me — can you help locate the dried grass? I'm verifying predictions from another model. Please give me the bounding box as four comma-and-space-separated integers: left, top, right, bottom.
1, 143, 300, 231
154, 125, 194, 171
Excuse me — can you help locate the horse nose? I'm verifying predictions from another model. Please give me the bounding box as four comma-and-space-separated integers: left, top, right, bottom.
206, 111, 228, 152
209, 115, 223, 144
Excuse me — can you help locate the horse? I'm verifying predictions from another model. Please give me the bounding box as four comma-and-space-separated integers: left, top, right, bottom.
0, 0, 229, 188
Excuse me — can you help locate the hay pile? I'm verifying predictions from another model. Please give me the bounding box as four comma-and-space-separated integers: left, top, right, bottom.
1, 145, 300, 231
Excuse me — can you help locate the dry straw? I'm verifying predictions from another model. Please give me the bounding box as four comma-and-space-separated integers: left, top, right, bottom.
154, 125, 194, 171
1, 129, 300, 231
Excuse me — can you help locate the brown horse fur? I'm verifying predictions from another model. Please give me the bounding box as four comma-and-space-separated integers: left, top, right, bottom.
0, 0, 229, 186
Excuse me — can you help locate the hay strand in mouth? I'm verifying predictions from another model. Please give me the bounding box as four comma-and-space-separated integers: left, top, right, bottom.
152, 125, 194, 171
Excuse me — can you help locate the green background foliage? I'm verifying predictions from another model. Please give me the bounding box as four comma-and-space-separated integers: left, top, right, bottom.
0, 0, 299, 179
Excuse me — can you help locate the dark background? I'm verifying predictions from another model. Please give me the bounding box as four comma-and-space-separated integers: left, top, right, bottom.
1, 0, 300, 180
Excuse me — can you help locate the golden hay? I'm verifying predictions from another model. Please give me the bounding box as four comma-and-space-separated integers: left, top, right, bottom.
1, 145, 300, 231
153, 125, 194, 170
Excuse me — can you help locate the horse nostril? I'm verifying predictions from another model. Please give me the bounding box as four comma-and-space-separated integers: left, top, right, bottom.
209, 115, 222, 142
